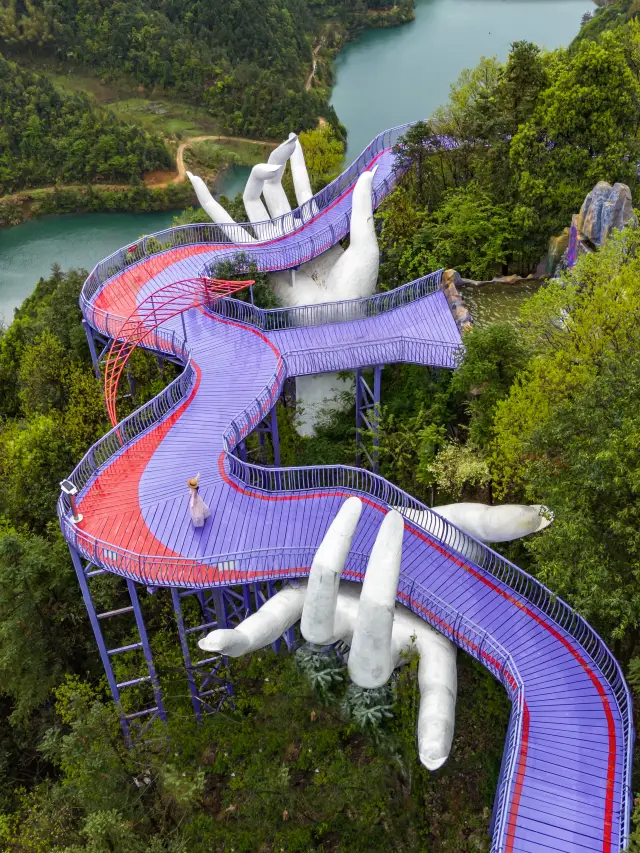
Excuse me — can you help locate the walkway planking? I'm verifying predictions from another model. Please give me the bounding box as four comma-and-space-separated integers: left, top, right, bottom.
61, 131, 631, 853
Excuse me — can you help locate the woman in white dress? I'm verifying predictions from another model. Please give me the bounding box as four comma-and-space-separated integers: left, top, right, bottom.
187, 474, 210, 527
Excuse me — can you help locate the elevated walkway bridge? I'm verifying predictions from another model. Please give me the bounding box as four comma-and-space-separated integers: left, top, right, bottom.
58, 123, 633, 853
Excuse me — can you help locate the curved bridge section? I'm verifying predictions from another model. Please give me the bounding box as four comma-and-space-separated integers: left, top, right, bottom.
103, 277, 251, 426
59, 127, 633, 853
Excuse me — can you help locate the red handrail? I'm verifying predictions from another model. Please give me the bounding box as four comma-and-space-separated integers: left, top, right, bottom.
104, 277, 251, 426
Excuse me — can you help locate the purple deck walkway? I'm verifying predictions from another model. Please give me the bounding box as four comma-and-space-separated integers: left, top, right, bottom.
60, 125, 632, 853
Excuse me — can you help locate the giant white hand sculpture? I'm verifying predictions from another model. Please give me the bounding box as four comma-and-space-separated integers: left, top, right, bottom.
186, 132, 381, 436
198, 498, 552, 771
263, 133, 298, 220
404, 502, 553, 563
426, 502, 552, 543
199, 498, 457, 770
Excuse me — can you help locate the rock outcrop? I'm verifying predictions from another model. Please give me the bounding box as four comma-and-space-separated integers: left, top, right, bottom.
543, 182, 636, 275
441, 269, 472, 332
575, 181, 636, 248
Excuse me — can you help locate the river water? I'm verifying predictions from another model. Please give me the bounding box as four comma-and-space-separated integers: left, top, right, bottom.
0, 211, 177, 324
0, 0, 591, 320
333, 0, 594, 160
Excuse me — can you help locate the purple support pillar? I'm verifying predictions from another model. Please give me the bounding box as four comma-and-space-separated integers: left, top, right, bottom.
171, 586, 236, 719
243, 584, 252, 616
69, 546, 130, 740
69, 546, 166, 740
355, 366, 383, 473
126, 579, 166, 723
372, 365, 382, 472
254, 403, 281, 468
355, 368, 363, 468
82, 320, 101, 379
171, 587, 204, 722
270, 405, 281, 468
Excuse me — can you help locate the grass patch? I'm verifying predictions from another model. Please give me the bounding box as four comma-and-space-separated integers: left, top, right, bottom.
24, 61, 222, 140
184, 138, 275, 182
45, 71, 222, 139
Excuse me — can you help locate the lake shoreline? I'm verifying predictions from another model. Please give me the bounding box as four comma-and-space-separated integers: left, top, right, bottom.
0, 182, 195, 230
0, 135, 280, 230
0, 8, 415, 230
331, 0, 594, 160
2, 0, 592, 318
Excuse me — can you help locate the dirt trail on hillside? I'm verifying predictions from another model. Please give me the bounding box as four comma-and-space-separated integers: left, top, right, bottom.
145, 135, 277, 188
0, 135, 277, 219
305, 43, 323, 91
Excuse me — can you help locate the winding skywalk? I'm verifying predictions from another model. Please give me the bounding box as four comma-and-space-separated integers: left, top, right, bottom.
58, 124, 633, 853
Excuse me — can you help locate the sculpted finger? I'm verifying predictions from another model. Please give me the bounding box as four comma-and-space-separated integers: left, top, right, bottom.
199, 583, 307, 656
264, 133, 297, 219
326, 167, 379, 300
290, 138, 314, 207
244, 163, 281, 227
300, 497, 362, 645
416, 631, 457, 770
433, 502, 553, 544
348, 509, 403, 688
186, 171, 235, 225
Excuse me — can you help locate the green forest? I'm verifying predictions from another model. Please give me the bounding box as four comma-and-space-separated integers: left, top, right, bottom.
0, 55, 173, 194
1, 0, 640, 851
0, 0, 413, 140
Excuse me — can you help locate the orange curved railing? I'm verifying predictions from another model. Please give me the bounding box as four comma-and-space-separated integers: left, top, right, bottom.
103, 277, 251, 426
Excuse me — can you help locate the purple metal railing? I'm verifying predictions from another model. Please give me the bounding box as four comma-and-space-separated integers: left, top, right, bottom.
78, 130, 464, 324
79, 122, 418, 314
62, 268, 459, 525
58, 336, 634, 850
208, 269, 444, 330
287, 339, 459, 375
64, 118, 634, 849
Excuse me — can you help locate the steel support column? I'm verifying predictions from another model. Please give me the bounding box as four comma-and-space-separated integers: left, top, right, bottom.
73, 550, 298, 733
68, 546, 166, 741
82, 320, 101, 379
254, 404, 281, 467
170, 586, 238, 720
270, 406, 281, 467
355, 365, 383, 473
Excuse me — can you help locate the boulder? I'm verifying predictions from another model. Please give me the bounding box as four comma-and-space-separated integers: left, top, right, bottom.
441, 268, 472, 332
548, 227, 570, 269
441, 268, 463, 289
577, 181, 636, 247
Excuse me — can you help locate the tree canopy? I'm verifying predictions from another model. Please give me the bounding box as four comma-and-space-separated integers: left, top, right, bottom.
380, 31, 640, 280
490, 229, 640, 650
0, 0, 412, 139
0, 55, 172, 193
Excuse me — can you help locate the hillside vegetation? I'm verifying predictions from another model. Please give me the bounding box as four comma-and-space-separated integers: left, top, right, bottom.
0, 55, 172, 195
378, 24, 640, 282
0, 0, 413, 139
